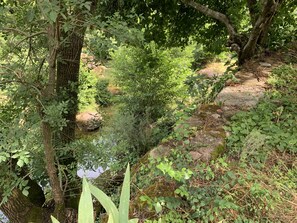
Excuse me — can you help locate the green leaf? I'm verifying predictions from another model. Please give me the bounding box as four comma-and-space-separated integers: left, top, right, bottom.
128, 219, 139, 223
51, 216, 60, 223
22, 189, 29, 196
155, 202, 162, 214
49, 11, 58, 22
84, 2, 91, 11
78, 178, 94, 223
89, 183, 119, 222
119, 164, 130, 223
17, 159, 24, 167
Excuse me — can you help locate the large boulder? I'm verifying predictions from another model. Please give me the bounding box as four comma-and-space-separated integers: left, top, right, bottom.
76, 111, 102, 131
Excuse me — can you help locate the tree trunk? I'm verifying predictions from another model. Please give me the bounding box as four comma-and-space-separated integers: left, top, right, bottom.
0, 189, 51, 223
181, 0, 283, 64
239, 0, 282, 64
55, 27, 86, 210
56, 29, 86, 144
39, 20, 67, 222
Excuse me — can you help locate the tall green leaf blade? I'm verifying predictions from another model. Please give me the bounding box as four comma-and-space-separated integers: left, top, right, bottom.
89, 183, 119, 222
119, 164, 130, 223
78, 178, 94, 223
51, 216, 60, 223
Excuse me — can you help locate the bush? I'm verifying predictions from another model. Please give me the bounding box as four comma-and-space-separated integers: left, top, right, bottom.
78, 65, 98, 111
267, 2, 297, 49
51, 165, 138, 223
95, 79, 112, 107
227, 65, 297, 155
104, 42, 194, 158
110, 42, 193, 122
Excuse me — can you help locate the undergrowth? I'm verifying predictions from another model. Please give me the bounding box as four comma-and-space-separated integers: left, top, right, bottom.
131, 65, 297, 222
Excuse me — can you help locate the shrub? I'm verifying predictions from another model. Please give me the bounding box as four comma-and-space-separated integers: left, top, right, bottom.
104, 42, 193, 157
51, 165, 138, 223
78, 65, 98, 111
110, 42, 193, 122
95, 79, 112, 107
185, 72, 234, 103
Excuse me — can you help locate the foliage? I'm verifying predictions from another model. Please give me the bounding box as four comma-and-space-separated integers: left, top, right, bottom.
227, 98, 297, 155
85, 12, 144, 61
185, 72, 235, 103
122, 0, 297, 64
0, 0, 107, 220
126, 0, 232, 48
78, 65, 98, 111
97, 42, 194, 159
227, 65, 297, 155
267, 2, 297, 49
95, 79, 112, 107
131, 63, 297, 221
134, 148, 296, 222
110, 42, 193, 121
267, 64, 297, 96
51, 164, 138, 223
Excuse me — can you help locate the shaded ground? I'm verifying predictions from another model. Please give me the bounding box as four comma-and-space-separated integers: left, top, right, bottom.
151, 51, 290, 162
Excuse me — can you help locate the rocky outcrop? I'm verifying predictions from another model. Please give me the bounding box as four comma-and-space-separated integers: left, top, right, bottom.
76, 111, 102, 131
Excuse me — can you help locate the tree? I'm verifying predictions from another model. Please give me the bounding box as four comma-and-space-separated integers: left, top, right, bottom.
129, 0, 295, 64
0, 1, 98, 222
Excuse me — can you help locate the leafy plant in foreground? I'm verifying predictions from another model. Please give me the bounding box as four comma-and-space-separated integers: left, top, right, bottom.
51, 164, 137, 223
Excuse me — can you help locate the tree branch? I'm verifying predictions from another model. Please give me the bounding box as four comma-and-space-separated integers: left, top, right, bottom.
17, 31, 47, 45
243, 0, 281, 53
2, 28, 46, 39
239, 0, 283, 63
181, 0, 237, 37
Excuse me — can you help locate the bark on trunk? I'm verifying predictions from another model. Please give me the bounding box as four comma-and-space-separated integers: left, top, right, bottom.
40, 19, 66, 222
239, 0, 282, 64
182, 0, 283, 64
0, 189, 51, 223
55, 27, 86, 210
56, 29, 86, 144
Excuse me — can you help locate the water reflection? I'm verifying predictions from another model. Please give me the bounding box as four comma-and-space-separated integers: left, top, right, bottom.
77, 166, 107, 179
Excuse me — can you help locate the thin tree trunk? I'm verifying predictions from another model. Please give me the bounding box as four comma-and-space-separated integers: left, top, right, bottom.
40, 20, 66, 222
181, 0, 283, 64
55, 27, 86, 211
239, 0, 282, 63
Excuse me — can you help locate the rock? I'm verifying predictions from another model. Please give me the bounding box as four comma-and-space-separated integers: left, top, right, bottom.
149, 145, 171, 159
76, 112, 102, 131
259, 62, 272, 67
92, 65, 107, 76
198, 69, 218, 78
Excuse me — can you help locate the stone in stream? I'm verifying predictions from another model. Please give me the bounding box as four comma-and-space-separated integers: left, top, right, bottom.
76, 111, 102, 131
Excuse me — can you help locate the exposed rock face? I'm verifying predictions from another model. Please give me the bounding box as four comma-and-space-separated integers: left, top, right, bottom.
215, 69, 267, 119
197, 62, 227, 78
81, 53, 108, 77
76, 112, 102, 131
149, 104, 226, 162
149, 66, 269, 163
